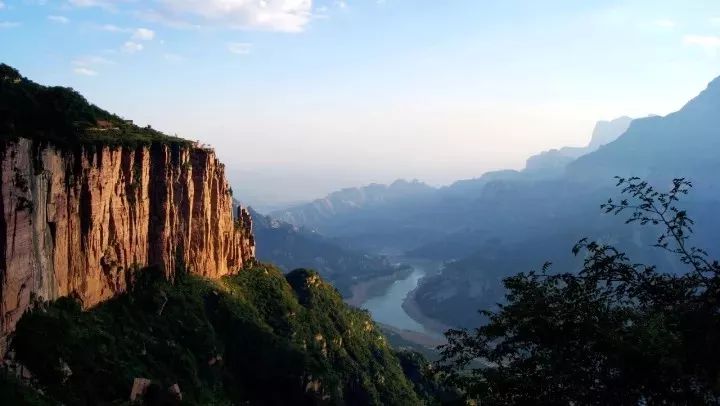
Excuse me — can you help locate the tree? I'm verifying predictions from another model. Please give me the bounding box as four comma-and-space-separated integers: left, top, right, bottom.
438, 177, 720, 405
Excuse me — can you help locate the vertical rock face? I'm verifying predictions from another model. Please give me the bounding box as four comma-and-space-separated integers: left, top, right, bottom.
0, 138, 255, 344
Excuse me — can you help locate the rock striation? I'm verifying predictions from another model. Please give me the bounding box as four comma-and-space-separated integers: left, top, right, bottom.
0, 138, 255, 347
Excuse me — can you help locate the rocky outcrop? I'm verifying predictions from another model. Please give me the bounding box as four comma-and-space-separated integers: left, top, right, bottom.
0, 138, 255, 347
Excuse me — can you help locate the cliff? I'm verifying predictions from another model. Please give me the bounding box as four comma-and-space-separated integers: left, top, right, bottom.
0, 138, 255, 347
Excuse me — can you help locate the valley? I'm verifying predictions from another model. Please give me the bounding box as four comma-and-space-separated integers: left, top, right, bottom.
266, 75, 720, 332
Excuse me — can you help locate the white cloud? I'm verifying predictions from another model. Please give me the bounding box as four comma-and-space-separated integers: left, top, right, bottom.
69, 0, 113, 8
122, 41, 144, 53
48, 15, 70, 24
227, 42, 252, 55
157, 0, 313, 32
684, 35, 720, 48
313, 5, 329, 19
0, 21, 20, 28
652, 19, 675, 28
163, 53, 184, 62
71, 55, 113, 76
101, 24, 124, 32
132, 27, 155, 40
73, 55, 114, 66
69, 0, 315, 32
74, 67, 98, 76
683, 35, 720, 55
101, 25, 155, 39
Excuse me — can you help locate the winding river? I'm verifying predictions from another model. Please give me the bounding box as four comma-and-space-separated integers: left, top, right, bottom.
360, 260, 442, 337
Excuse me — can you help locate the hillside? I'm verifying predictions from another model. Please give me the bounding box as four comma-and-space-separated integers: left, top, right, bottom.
251, 208, 409, 297
3, 265, 427, 405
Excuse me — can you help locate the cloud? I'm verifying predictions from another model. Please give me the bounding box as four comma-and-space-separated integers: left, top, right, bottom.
652, 19, 675, 28
101, 24, 125, 32
163, 53, 184, 62
73, 55, 114, 66
132, 27, 155, 40
69, 0, 98, 5
683, 35, 720, 54
48, 15, 70, 24
122, 41, 144, 53
74, 67, 98, 76
72, 55, 113, 76
0, 21, 20, 28
69, 0, 316, 32
101, 25, 155, 40
69, 0, 114, 9
227, 42, 252, 55
156, 0, 313, 32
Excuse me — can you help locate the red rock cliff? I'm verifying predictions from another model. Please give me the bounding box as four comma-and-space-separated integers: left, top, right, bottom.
0, 138, 255, 346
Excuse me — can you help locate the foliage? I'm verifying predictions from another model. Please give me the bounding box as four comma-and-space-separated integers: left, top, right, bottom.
0, 63, 189, 148
438, 177, 720, 404
0, 372, 54, 406
395, 350, 463, 405
11, 265, 422, 405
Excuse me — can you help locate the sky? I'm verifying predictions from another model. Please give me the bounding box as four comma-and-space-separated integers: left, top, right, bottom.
1, 0, 720, 208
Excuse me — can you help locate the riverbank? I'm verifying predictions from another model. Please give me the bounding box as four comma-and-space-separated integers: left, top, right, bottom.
344, 266, 413, 307
380, 323, 446, 348
402, 287, 452, 336
344, 258, 452, 348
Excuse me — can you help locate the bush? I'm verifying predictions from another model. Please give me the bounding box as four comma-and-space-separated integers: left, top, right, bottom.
439, 177, 720, 404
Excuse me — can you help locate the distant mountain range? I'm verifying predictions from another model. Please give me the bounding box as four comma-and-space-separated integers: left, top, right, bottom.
269, 115, 633, 255
267, 74, 720, 329
271, 179, 435, 231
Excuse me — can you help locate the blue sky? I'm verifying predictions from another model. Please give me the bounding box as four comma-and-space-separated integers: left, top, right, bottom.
1, 0, 720, 206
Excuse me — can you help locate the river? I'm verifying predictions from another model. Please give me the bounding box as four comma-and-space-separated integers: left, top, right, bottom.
359, 260, 443, 338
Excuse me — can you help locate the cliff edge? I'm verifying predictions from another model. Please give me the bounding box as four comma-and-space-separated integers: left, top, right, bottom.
0, 65, 255, 348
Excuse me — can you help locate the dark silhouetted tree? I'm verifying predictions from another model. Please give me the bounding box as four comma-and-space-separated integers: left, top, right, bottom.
438, 177, 720, 405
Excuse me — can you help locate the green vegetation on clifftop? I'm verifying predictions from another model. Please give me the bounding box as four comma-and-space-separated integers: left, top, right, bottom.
0, 63, 189, 148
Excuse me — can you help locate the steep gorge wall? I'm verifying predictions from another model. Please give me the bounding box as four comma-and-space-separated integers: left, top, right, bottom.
0, 138, 255, 346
